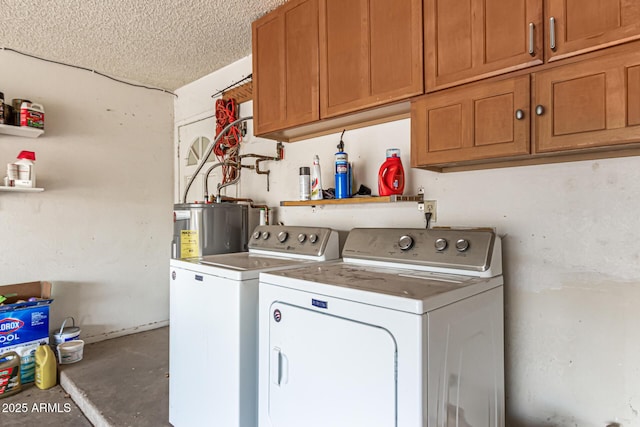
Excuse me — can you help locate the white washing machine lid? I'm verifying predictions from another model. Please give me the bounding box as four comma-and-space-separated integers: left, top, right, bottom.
259, 261, 503, 314
170, 253, 321, 281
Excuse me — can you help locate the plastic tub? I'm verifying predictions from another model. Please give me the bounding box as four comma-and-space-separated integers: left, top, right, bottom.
57, 340, 84, 364
53, 317, 81, 345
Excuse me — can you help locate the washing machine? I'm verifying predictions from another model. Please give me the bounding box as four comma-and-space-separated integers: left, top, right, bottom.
169, 225, 339, 427
258, 227, 504, 427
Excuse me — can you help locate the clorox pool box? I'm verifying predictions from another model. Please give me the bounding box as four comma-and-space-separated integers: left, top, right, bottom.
0, 281, 53, 383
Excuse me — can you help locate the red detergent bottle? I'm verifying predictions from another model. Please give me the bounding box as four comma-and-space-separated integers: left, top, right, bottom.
378, 148, 405, 196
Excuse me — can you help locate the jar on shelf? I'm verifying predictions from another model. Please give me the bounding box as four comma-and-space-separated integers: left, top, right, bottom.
0, 91, 5, 124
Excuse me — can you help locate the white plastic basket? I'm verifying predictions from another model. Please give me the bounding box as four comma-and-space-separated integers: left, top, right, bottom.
57, 340, 84, 364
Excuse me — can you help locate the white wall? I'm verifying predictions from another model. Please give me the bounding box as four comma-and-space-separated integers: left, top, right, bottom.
177, 56, 640, 426
0, 51, 174, 342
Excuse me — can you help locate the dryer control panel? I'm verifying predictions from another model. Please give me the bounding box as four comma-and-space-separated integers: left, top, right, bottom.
341, 228, 501, 275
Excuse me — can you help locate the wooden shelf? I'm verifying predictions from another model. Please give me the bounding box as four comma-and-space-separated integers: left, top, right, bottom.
280, 194, 423, 207
0, 186, 44, 193
0, 124, 44, 138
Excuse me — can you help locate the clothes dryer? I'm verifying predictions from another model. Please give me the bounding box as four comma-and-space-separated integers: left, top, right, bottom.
258, 227, 504, 427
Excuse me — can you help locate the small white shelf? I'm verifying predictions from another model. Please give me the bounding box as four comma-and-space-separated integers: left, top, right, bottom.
0, 124, 44, 138
0, 186, 44, 193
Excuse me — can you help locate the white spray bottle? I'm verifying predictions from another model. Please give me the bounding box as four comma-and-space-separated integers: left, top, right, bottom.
311, 155, 323, 200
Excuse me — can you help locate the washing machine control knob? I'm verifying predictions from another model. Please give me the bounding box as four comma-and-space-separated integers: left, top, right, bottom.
253, 231, 261, 240
277, 231, 289, 243
262, 231, 270, 240
455, 238, 470, 252
297, 233, 306, 243
398, 235, 414, 251
434, 238, 448, 251
309, 234, 318, 244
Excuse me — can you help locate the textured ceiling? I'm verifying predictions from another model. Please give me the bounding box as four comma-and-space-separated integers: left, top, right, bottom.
0, 0, 287, 91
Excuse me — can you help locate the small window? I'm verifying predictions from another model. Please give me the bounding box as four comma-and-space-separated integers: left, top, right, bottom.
186, 136, 215, 166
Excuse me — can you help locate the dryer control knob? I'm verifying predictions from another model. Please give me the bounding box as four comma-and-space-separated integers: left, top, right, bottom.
277, 231, 289, 243
297, 233, 306, 243
309, 234, 318, 244
455, 238, 470, 252
262, 231, 270, 240
398, 235, 414, 251
253, 231, 261, 240
435, 238, 448, 251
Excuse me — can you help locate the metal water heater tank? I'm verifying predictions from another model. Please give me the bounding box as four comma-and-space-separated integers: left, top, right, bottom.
172, 203, 250, 259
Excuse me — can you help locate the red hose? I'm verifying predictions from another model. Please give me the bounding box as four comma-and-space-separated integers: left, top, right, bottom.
214, 98, 242, 184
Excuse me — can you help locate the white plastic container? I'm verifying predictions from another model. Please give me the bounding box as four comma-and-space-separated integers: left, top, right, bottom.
20, 102, 45, 129
57, 340, 84, 364
12, 151, 36, 188
311, 155, 323, 200
53, 317, 81, 345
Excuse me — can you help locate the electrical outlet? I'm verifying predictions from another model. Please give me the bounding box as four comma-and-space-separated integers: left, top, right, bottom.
424, 200, 437, 222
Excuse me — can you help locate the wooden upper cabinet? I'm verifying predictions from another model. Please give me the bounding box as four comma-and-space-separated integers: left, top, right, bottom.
252, 0, 319, 135
412, 75, 531, 167
425, 0, 543, 92
425, 0, 640, 92
319, 0, 423, 118
534, 44, 640, 153
546, 0, 640, 62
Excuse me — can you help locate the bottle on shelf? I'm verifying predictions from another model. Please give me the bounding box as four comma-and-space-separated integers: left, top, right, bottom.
0, 91, 5, 124
378, 148, 405, 196
311, 155, 323, 200
335, 130, 350, 199
299, 167, 310, 201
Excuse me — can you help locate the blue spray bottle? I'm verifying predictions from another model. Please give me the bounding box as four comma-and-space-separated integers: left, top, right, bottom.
335, 130, 350, 199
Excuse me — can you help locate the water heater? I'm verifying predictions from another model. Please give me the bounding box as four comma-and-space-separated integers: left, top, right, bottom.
172, 202, 251, 259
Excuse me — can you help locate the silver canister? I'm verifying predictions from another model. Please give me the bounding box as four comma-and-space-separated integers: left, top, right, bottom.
299, 167, 310, 200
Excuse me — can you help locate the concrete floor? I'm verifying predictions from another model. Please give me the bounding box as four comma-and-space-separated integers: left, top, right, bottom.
1, 327, 169, 427
1, 383, 92, 427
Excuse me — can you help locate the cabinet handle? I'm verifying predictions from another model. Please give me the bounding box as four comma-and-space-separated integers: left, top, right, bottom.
515, 109, 525, 120
528, 23, 535, 56
535, 105, 545, 116
549, 17, 556, 51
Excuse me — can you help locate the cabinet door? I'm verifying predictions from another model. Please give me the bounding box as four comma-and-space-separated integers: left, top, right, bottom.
252, 0, 319, 135
534, 44, 640, 153
320, 0, 423, 118
546, 0, 640, 62
411, 75, 531, 167
424, 0, 542, 92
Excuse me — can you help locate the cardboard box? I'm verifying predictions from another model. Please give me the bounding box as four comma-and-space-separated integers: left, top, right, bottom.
0, 281, 53, 383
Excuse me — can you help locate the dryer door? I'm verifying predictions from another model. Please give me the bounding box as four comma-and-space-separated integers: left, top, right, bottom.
267, 302, 397, 427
